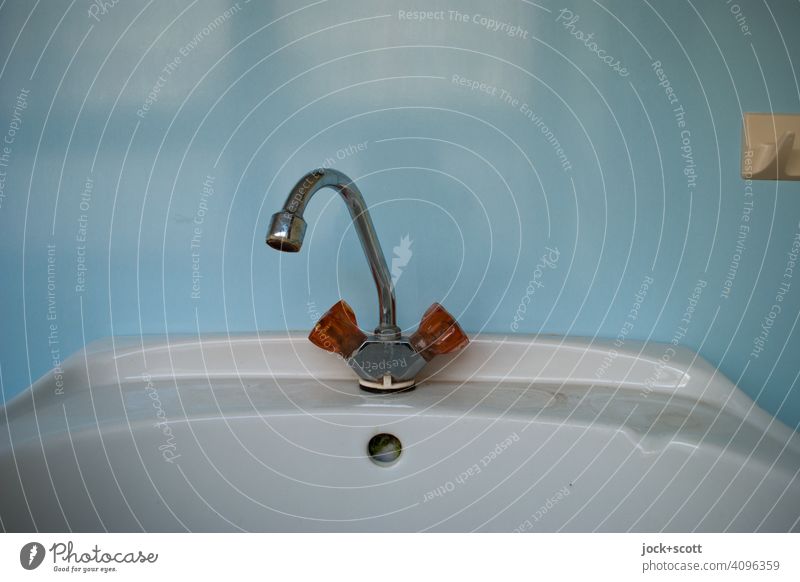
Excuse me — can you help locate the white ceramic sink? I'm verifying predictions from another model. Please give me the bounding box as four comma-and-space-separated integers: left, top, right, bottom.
1, 333, 798, 532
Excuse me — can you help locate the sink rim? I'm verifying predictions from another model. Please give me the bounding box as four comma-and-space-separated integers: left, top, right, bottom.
3, 332, 794, 445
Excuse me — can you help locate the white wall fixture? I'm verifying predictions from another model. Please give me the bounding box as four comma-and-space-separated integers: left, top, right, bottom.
1, 333, 798, 532
742, 112, 800, 180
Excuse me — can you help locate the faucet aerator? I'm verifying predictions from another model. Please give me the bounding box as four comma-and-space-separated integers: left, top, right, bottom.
266, 211, 306, 252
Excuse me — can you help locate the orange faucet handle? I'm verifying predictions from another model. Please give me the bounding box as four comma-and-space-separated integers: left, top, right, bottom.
409, 303, 469, 361
308, 300, 367, 358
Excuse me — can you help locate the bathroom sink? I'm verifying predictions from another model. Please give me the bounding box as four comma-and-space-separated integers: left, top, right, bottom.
1, 333, 798, 532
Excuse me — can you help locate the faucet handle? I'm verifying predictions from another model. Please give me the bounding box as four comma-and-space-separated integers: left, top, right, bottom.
409, 303, 469, 361
308, 300, 367, 359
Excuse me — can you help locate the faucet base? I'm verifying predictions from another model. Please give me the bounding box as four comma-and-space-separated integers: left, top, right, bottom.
358, 375, 416, 394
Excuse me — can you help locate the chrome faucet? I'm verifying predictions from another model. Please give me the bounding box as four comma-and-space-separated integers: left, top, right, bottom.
267, 168, 468, 392
267, 168, 399, 338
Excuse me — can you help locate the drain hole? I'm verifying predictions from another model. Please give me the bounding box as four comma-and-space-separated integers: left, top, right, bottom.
368, 433, 402, 466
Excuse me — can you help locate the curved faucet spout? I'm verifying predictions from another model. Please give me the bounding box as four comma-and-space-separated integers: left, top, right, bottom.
266, 168, 399, 337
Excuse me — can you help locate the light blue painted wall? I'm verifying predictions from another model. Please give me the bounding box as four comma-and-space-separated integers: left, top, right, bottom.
1, 0, 799, 427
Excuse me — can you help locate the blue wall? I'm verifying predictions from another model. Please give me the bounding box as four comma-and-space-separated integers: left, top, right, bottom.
1, 0, 799, 427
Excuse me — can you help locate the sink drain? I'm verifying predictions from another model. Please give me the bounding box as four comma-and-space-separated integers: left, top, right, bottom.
367, 433, 402, 466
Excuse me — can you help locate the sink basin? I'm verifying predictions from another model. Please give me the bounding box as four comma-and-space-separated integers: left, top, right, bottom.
1, 333, 798, 532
